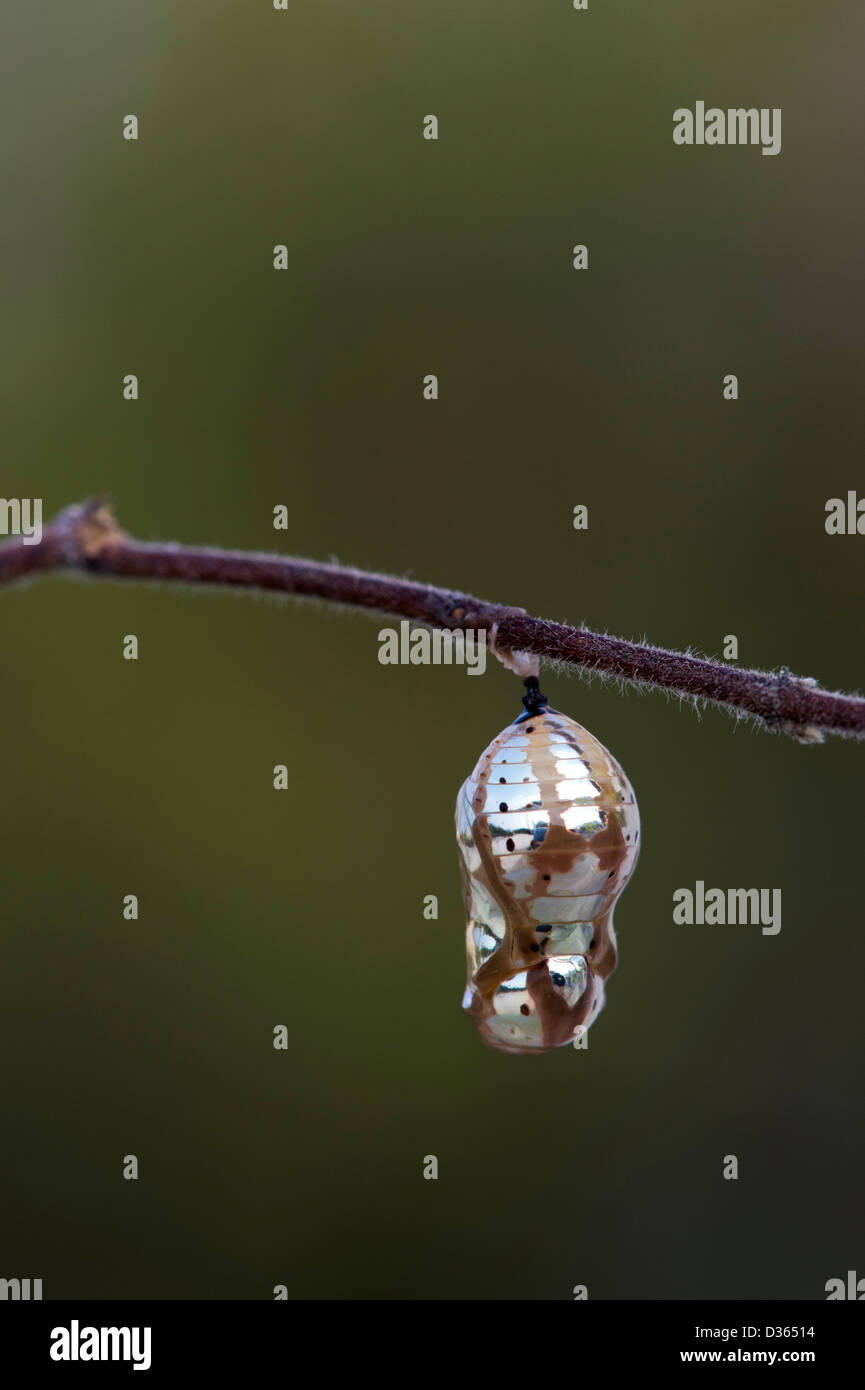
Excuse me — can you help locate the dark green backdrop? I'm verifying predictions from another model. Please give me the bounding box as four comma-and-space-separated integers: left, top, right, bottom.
1, 1, 862, 1299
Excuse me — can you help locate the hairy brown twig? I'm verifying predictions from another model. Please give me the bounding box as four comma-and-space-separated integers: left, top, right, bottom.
2, 500, 862, 744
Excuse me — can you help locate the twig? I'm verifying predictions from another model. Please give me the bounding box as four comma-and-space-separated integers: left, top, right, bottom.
2, 500, 862, 744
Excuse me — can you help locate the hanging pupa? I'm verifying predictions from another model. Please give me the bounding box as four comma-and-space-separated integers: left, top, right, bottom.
455, 678, 640, 1054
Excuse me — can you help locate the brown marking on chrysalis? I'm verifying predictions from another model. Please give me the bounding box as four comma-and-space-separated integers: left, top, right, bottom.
585, 908, 618, 979
466, 793, 534, 994
526, 963, 601, 1050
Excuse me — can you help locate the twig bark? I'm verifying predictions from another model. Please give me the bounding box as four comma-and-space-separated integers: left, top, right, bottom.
2, 500, 862, 744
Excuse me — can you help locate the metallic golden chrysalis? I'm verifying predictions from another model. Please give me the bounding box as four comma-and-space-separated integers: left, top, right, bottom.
455, 678, 640, 1054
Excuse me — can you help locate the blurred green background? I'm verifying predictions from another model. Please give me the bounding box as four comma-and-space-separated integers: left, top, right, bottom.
1, 1, 863, 1300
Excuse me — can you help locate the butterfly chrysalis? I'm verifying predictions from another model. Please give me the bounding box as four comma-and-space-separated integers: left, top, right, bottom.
455, 678, 640, 1054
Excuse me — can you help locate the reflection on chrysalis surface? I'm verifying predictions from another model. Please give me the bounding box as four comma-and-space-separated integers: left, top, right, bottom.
462, 954, 592, 1053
